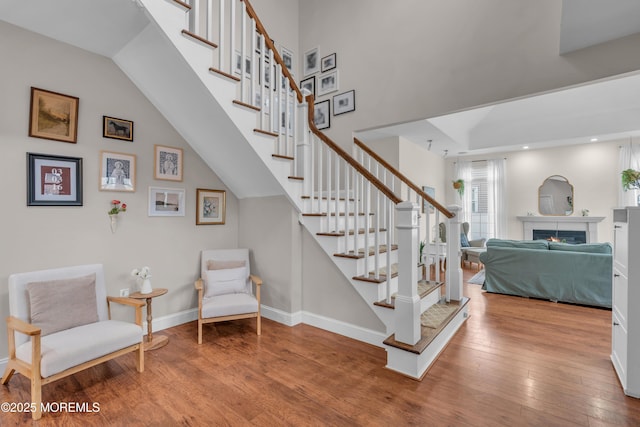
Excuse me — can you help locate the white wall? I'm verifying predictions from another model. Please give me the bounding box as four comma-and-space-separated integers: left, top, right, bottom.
298, 0, 640, 150
0, 21, 239, 357
446, 140, 620, 243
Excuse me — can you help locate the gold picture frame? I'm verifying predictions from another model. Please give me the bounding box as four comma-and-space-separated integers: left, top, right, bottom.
29, 87, 79, 143
196, 189, 226, 225
154, 145, 183, 181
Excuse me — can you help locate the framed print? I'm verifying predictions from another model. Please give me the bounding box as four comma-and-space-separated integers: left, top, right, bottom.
29, 87, 79, 143
333, 90, 356, 116
27, 153, 83, 206
321, 53, 336, 72
303, 47, 319, 76
149, 187, 185, 217
317, 70, 339, 96
300, 76, 316, 98
233, 50, 252, 77
99, 151, 136, 192
196, 188, 226, 225
314, 100, 330, 130
281, 46, 293, 73
103, 116, 133, 141
422, 186, 435, 214
154, 145, 183, 182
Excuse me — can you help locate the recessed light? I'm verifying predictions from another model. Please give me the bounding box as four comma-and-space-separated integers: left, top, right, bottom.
522, 146, 529, 150
590, 137, 598, 142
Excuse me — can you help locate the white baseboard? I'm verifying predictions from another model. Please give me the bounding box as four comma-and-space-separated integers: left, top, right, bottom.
0, 305, 384, 374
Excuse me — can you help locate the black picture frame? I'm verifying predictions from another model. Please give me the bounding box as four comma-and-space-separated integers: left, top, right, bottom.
27, 152, 83, 206
103, 116, 134, 142
321, 53, 336, 72
333, 90, 356, 116
314, 100, 330, 130
300, 76, 316, 98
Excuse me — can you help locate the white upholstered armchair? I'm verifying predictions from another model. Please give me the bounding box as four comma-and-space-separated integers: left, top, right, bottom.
1, 264, 144, 420
195, 249, 262, 344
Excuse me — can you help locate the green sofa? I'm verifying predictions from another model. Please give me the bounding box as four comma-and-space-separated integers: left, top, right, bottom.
478, 239, 612, 308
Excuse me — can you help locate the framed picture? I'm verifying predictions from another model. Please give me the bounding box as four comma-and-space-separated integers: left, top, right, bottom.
233, 50, 252, 77
149, 187, 185, 217
196, 188, 226, 225
422, 186, 435, 214
303, 47, 319, 76
99, 151, 136, 192
29, 87, 79, 144
314, 100, 330, 130
333, 90, 356, 115
317, 70, 339, 96
103, 116, 133, 141
27, 153, 83, 206
321, 53, 336, 72
300, 76, 316, 98
154, 145, 183, 182
281, 46, 293, 73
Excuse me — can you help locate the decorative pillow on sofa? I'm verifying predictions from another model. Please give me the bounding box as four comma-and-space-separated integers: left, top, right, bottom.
26, 273, 98, 336
548, 242, 612, 254
205, 267, 247, 298
460, 233, 471, 247
486, 239, 549, 250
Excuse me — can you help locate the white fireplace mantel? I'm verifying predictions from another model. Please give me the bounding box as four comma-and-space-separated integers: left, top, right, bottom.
516, 216, 605, 243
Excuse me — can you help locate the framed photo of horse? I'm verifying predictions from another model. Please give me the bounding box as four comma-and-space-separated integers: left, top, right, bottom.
103, 116, 134, 142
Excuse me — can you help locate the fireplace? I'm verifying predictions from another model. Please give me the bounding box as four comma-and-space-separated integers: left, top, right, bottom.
517, 216, 604, 243
532, 229, 587, 244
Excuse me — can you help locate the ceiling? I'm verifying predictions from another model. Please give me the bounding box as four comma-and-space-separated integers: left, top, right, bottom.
355, 0, 640, 157
3, 1, 640, 158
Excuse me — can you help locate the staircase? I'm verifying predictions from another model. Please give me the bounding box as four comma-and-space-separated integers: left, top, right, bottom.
119, 0, 468, 379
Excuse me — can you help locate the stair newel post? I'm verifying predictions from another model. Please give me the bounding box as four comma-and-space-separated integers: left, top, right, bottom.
395, 201, 421, 345
445, 205, 463, 302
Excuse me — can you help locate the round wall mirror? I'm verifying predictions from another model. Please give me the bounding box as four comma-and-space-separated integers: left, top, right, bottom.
538, 175, 573, 216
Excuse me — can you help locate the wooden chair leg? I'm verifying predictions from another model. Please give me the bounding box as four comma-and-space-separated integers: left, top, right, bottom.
1, 362, 15, 385
136, 344, 144, 372
197, 319, 203, 344
256, 315, 261, 336
31, 375, 42, 420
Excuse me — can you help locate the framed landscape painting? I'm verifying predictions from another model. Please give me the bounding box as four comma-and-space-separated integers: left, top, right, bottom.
29, 87, 79, 143
27, 152, 83, 206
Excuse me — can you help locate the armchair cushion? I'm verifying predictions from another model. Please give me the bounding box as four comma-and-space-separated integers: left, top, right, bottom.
26, 273, 98, 336
460, 233, 471, 247
206, 259, 246, 271
202, 293, 258, 318
204, 267, 247, 298
15, 320, 142, 378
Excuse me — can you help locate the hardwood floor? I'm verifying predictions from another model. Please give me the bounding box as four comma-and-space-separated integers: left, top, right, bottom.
2, 268, 640, 426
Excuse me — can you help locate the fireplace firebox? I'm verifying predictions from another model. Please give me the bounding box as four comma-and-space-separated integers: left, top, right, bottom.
532, 229, 587, 244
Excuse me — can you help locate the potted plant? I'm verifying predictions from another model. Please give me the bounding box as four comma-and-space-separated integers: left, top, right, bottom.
622, 169, 640, 191
452, 179, 465, 197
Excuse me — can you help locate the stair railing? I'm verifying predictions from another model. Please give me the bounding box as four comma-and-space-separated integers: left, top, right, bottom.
176, 0, 460, 344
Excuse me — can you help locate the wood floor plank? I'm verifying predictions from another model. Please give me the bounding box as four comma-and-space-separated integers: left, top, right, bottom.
2, 267, 640, 426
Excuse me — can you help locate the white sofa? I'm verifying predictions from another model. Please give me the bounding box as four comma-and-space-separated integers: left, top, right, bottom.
1, 264, 145, 420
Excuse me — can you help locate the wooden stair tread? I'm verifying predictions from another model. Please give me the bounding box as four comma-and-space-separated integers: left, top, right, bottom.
272, 154, 294, 161
354, 263, 399, 283
317, 227, 387, 237
383, 298, 469, 355
288, 176, 304, 181
209, 67, 240, 81
301, 195, 356, 202
254, 128, 279, 137
334, 244, 398, 259
233, 99, 260, 111
181, 30, 218, 49
172, 0, 191, 10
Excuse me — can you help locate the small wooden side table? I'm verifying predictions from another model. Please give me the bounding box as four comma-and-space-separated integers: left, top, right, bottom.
129, 288, 169, 351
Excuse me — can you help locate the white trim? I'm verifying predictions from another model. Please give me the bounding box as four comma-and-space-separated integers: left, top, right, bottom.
261, 305, 302, 326
143, 307, 198, 332
300, 311, 386, 348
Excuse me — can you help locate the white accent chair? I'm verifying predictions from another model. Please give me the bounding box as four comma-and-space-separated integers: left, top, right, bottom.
1, 264, 144, 420
195, 249, 262, 344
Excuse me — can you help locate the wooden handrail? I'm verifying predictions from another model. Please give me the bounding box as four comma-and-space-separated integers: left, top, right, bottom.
307, 96, 402, 205
354, 138, 454, 218
241, 0, 303, 104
